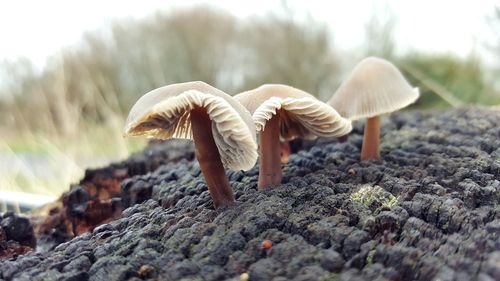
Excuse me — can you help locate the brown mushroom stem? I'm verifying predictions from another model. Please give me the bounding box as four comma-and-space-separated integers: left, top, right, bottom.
361, 116, 381, 161
338, 134, 349, 143
280, 141, 291, 164
190, 107, 235, 208
258, 111, 282, 189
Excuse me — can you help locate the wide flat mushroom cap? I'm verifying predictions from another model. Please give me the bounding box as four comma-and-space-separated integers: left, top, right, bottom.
328, 57, 419, 120
124, 81, 257, 171
235, 84, 352, 141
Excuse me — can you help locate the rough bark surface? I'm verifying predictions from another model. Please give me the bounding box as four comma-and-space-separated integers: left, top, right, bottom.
0, 212, 36, 261
1, 108, 499, 281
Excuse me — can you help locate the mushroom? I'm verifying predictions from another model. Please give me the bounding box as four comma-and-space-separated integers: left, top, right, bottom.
280, 141, 291, 164
124, 81, 258, 209
235, 84, 352, 189
328, 57, 419, 161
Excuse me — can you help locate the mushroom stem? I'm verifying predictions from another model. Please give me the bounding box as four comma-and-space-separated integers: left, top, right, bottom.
338, 134, 349, 143
361, 116, 381, 161
258, 110, 282, 190
191, 107, 235, 208
280, 141, 291, 164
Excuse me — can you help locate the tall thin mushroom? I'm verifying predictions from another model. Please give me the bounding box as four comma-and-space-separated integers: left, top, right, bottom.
328, 57, 419, 161
235, 84, 352, 189
124, 81, 257, 209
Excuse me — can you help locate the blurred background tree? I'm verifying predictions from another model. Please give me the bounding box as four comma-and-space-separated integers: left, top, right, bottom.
0, 6, 344, 135
363, 5, 397, 60
238, 13, 340, 101
487, 7, 500, 92
2, 5, 499, 135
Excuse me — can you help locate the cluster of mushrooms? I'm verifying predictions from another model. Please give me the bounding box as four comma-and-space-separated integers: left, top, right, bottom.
124, 57, 419, 209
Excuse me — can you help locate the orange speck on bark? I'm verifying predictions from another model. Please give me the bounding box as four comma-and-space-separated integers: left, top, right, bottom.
262, 239, 273, 250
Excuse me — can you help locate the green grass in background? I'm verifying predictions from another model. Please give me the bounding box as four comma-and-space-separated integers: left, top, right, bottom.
0, 123, 145, 196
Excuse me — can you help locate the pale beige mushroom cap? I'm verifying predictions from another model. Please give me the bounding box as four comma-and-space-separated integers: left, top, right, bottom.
328, 57, 420, 120
124, 81, 257, 171
235, 84, 352, 140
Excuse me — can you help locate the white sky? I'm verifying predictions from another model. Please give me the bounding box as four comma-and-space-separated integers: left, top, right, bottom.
0, 0, 498, 69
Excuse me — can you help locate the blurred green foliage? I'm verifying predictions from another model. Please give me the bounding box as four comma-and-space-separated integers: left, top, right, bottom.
398, 53, 500, 108
0, 5, 499, 136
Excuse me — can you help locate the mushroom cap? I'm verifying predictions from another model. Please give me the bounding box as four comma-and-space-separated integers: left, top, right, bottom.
328, 57, 420, 120
235, 84, 352, 141
124, 81, 257, 171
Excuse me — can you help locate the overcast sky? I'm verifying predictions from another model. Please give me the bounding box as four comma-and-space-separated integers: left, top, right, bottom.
0, 0, 498, 69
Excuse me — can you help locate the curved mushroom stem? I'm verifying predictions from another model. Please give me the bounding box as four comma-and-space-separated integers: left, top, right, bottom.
361, 116, 381, 161
191, 107, 235, 209
338, 134, 349, 143
280, 141, 291, 164
258, 110, 282, 190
